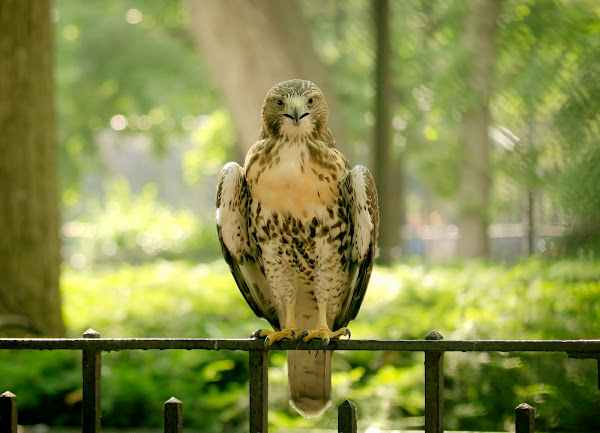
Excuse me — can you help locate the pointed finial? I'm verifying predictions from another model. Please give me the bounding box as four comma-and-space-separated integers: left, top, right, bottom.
83, 329, 100, 338
425, 330, 444, 340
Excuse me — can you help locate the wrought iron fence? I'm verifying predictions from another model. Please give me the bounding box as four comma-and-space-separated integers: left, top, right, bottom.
0, 329, 599, 433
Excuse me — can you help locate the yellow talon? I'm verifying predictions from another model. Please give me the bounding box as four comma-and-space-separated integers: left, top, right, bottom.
299, 327, 350, 345
264, 328, 300, 346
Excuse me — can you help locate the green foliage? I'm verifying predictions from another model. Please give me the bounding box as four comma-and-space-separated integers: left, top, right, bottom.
493, 0, 600, 249
182, 109, 236, 185
54, 0, 600, 258
55, 0, 221, 191
62, 178, 220, 265
4, 258, 600, 431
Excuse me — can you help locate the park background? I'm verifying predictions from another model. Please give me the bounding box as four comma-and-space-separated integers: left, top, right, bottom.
2, 0, 600, 431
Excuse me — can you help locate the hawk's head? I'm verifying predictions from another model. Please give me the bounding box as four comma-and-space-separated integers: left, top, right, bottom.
259, 79, 331, 141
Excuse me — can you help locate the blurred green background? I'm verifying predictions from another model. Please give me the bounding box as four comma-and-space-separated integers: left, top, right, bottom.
2, 0, 600, 432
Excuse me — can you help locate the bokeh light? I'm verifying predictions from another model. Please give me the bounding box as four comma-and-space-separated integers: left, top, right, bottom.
125, 9, 143, 25
110, 114, 127, 131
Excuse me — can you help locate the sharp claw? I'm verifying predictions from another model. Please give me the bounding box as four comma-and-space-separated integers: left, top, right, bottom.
264, 337, 270, 348
323, 337, 330, 347
251, 329, 267, 339
290, 330, 296, 340
296, 333, 306, 349
346, 328, 352, 339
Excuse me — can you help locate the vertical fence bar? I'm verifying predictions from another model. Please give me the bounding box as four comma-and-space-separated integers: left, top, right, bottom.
338, 399, 357, 433
424, 331, 444, 433
82, 329, 101, 433
164, 397, 183, 433
249, 349, 268, 433
0, 391, 18, 433
515, 403, 535, 433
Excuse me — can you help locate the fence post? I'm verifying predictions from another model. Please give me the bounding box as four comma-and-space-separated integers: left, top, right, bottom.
515, 403, 535, 433
249, 349, 268, 433
338, 399, 357, 433
0, 391, 17, 433
424, 330, 444, 433
82, 328, 101, 433
164, 397, 183, 433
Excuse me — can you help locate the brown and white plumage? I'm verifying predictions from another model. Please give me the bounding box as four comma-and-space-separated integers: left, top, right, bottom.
216, 79, 378, 418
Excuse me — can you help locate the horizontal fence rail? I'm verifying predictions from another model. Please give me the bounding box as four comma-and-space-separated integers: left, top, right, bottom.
1, 329, 599, 433
2, 337, 600, 352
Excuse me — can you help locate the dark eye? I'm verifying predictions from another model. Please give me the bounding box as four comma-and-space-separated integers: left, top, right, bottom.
276, 99, 284, 107
307, 97, 315, 107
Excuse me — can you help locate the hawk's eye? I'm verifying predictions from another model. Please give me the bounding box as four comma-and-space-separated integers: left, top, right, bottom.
276, 99, 284, 107
307, 97, 315, 107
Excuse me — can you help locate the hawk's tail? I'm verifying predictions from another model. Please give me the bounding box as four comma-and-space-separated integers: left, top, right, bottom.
287, 350, 332, 418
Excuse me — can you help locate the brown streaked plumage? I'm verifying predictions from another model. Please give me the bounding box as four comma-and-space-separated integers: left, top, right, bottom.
216, 79, 379, 418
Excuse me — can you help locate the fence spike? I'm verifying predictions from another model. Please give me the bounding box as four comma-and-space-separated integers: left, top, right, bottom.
338, 399, 357, 433
0, 391, 18, 433
515, 402, 535, 433
83, 329, 101, 339
425, 330, 444, 341
164, 397, 183, 433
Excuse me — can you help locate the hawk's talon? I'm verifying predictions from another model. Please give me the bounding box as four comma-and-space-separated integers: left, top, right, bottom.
297, 331, 329, 347
346, 328, 352, 339
299, 327, 351, 345
251, 329, 272, 339
263, 328, 300, 346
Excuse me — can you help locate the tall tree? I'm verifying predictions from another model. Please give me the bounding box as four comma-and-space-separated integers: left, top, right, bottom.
458, 0, 502, 258
0, 0, 65, 336
185, 0, 349, 162
373, 0, 404, 264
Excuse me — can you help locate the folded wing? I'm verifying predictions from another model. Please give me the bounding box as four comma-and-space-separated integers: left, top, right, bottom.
215, 162, 279, 330
334, 165, 379, 330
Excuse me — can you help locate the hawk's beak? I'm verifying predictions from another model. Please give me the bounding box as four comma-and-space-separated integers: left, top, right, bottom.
284, 98, 309, 127
292, 107, 300, 126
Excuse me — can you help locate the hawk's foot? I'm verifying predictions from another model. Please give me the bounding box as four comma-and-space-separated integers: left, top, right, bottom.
254, 328, 300, 347
298, 327, 351, 347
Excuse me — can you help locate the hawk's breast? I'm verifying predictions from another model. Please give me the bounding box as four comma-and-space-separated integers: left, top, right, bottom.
247, 142, 343, 218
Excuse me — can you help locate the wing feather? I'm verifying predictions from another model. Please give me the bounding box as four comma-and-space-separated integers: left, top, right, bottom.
334, 165, 379, 330
216, 162, 280, 330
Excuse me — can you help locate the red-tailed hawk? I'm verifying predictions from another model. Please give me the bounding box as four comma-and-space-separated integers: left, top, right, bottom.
216, 79, 379, 418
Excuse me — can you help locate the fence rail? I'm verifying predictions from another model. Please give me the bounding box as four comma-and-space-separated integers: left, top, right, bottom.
1, 329, 599, 433
3, 336, 600, 353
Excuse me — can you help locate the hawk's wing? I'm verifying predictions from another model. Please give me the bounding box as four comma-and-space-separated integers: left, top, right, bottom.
215, 162, 280, 330
333, 165, 379, 330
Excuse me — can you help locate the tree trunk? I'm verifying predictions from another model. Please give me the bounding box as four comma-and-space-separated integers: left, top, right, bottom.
373, 0, 404, 265
458, 0, 502, 258
0, 0, 65, 336
185, 0, 350, 163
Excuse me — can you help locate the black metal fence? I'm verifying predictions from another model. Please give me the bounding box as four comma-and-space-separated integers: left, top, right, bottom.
1, 329, 599, 433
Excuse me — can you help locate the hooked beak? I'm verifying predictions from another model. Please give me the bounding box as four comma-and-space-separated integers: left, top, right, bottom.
283, 100, 309, 127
